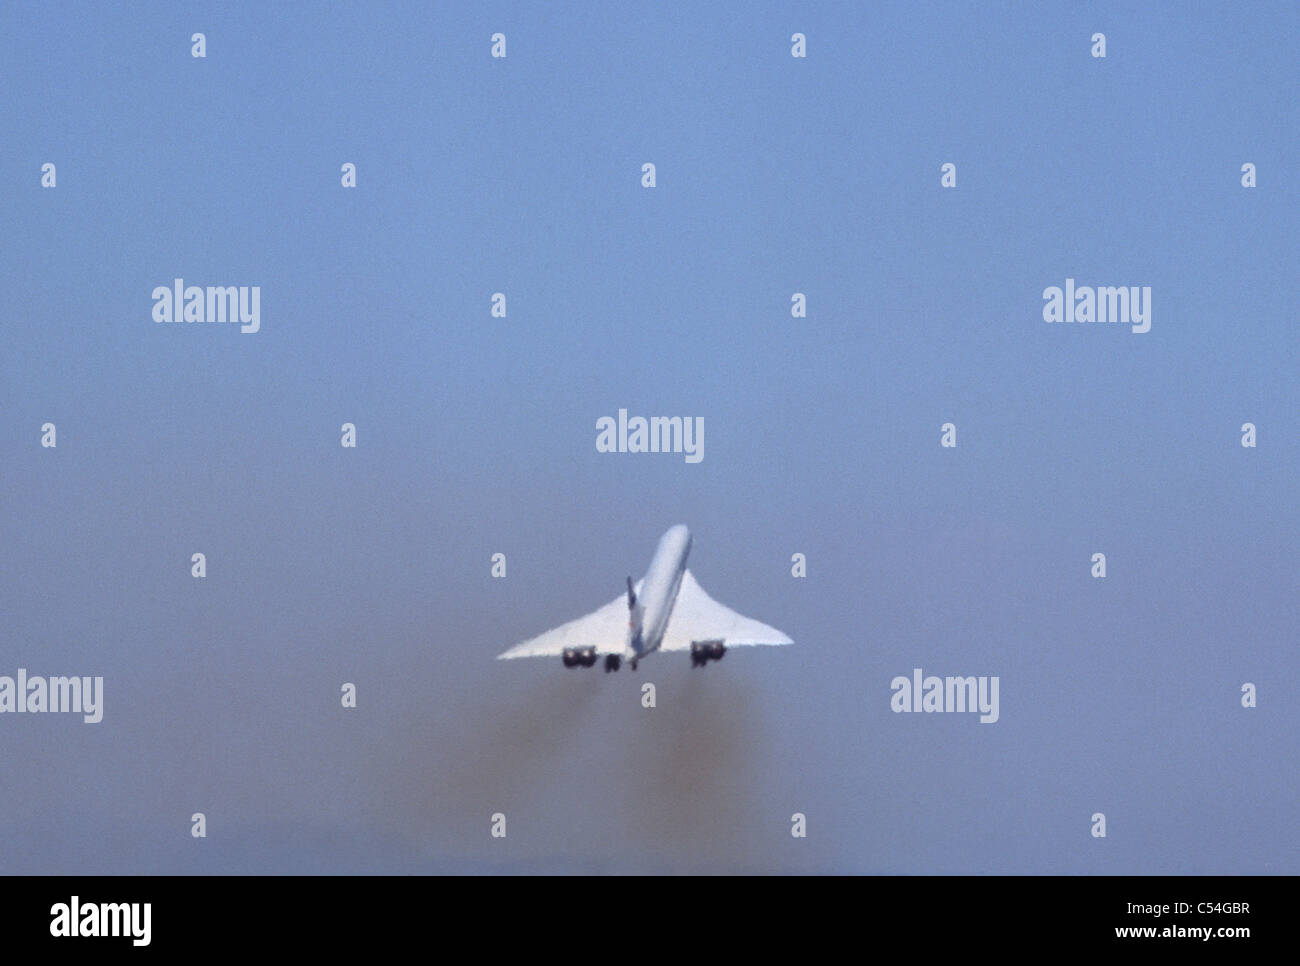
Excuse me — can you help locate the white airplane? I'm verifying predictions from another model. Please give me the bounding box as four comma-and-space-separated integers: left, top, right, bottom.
497, 525, 794, 671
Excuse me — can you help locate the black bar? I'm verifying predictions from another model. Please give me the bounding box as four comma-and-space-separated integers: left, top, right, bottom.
1, 875, 1281, 953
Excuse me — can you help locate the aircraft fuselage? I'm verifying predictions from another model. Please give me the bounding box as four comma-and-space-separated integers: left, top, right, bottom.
626, 524, 692, 662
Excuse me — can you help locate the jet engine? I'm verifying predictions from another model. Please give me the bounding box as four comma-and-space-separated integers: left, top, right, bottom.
690, 640, 726, 667
562, 646, 599, 668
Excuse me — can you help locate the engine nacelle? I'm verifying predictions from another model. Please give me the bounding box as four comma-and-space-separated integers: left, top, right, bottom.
563, 646, 598, 668
690, 640, 726, 667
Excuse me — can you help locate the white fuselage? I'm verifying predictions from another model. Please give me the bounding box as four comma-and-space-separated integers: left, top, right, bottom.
626, 525, 692, 661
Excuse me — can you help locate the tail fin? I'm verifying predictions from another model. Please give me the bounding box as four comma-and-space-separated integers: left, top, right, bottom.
626, 576, 636, 609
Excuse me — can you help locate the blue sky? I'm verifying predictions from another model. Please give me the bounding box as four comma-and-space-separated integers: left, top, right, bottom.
0, 1, 1295, 873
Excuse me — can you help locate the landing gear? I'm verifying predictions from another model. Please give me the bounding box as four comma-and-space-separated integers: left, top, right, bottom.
604, 654, 621, 673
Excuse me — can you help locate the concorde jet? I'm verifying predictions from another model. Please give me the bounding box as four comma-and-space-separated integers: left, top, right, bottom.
497, 525, 794, 671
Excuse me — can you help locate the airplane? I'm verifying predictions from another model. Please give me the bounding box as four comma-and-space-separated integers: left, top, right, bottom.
497, 524, 794, 671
